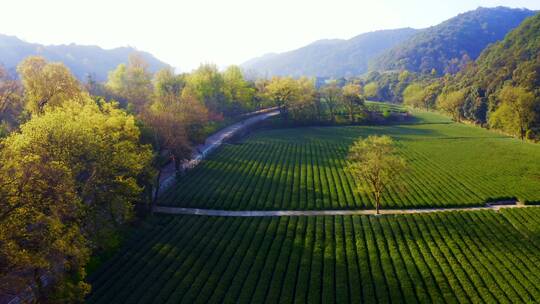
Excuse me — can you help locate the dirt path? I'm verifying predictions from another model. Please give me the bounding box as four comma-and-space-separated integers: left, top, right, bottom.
157, 108, 280, 194
153, 203, 533, 217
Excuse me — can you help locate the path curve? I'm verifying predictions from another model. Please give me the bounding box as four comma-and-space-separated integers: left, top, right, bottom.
158, 108, 280, 193
153, 203, 533, 217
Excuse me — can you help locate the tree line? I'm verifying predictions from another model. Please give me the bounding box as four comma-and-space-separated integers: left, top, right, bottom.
354, 65, 539, 141
0, 54, 260, 301
362, 13, 540, 141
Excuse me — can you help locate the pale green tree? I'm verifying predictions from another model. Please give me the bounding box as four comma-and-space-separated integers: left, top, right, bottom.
489, 85, 537, 140
363, 82, 379, 100
0, 153, 89, 301
265, 76, 300, 118
287, 77, 317, 121
4, 98, 154, 249
320, 80, 342, 122
106, 53, 153, 112
0, 65, 23, 135
17, 56, 83, 114
347, 136, 407, 214
153, 68, 185, 99
222, 65, 255, 114
342, 83, 365, 122
184, 64, 226, 115
403, 83, 426, 109
437, 89, 467, 121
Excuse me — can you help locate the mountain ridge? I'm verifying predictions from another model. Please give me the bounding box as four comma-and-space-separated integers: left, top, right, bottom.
242, 6, 537, 78
0, 34, 169, 81
241, 28, 419, 78
369, 6, 537, 74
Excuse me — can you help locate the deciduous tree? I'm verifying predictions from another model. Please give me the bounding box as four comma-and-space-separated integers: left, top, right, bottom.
403, 83, 426, 109
320, 80, 342, 122
3, 99, 154, 249
222, 66, 255, 115
363, 82, 379, 100
184, 64, 226, 115
0, 66, 23, 135
489, 85, 537, 140
17, 56, 82, 115
288, 77, 317, 121
265, 77, 300, 119
106, 54, 153, 112
348, 135, 407, 214
0, 131, 89, 302
437, 89, 466, 121
342, 83, 365, 122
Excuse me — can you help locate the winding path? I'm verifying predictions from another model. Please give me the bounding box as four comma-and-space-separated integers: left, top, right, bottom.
153, 202, 533, 217
157, 108, 280, 193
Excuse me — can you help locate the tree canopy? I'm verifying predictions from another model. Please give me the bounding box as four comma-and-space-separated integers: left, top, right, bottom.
347, 135, 407, 214
17, 56, 83, 115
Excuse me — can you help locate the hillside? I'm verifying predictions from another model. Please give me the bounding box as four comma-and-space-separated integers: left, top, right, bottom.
241, 28, 418, 78
434, 11, 540, 127
0, 34, 169, 81
456, 11, 540, 94
370, 7, 536, 75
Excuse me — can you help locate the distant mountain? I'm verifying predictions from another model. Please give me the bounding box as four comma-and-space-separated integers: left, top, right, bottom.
370, 7, 536, 75
0, 34, 169, 81
241, 28, 418, 78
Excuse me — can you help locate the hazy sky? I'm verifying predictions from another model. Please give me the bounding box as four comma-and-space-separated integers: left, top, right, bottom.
1, 0, 539, 71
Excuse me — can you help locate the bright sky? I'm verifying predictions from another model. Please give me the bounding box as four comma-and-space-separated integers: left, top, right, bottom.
1, 0, 539, 71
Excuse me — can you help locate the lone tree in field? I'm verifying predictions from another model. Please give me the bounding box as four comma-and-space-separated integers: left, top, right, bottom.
347, 135, 406, 214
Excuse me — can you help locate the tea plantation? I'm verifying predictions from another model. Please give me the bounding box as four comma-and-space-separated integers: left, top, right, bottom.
88, 209, 540, 303
159, 111, 540, 210
87, 109, 540, 303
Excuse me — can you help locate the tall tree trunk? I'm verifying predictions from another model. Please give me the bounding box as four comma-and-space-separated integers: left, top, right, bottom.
375, 191, 381, 215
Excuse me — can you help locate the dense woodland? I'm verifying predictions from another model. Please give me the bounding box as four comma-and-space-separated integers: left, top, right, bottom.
376, 11, 540, 140
370, 7, 535, 74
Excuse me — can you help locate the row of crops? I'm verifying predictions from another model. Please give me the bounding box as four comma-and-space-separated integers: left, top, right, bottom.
87, 209, 540, 303
159, 123, 540, 210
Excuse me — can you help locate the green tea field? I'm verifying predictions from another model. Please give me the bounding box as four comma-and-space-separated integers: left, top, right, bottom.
87, 208, 540, 303
87, 108, 540, 303
159, 111, 540, 210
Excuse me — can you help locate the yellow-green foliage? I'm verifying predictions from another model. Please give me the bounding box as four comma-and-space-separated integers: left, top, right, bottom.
436, 89, 467, 121
0, 98, 153, 299
347, 135, 407, 212
489, 85, 536, 139
17, 56, 83, 115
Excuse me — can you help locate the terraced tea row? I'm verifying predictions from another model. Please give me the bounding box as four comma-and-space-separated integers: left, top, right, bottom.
87, 209, 540, 303
159, 123, 540, 210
